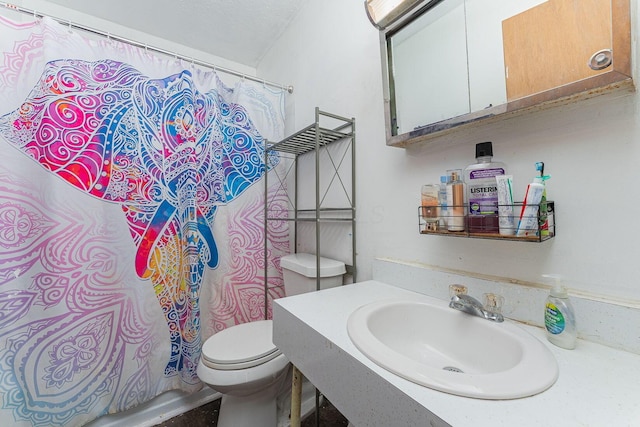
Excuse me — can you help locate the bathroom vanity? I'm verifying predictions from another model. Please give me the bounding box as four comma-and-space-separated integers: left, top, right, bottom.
273, 281, 640, 426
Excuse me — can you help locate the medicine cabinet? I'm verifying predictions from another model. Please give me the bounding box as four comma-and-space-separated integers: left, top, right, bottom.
383, 0, 633, 148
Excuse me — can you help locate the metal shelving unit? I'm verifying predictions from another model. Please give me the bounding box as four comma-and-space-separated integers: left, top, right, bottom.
264, 108, 356, 301
264, 107, 355, 427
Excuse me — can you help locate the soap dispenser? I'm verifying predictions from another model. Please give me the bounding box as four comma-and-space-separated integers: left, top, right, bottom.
543, 274, 577, 349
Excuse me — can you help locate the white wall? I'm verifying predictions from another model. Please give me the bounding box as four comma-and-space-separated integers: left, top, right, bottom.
258, 0, 640, 304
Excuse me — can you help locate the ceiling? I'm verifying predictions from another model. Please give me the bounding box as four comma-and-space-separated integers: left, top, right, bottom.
44, 0, 306, 68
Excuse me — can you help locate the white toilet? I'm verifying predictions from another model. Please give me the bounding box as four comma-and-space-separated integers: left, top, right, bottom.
197, 253, 346, 427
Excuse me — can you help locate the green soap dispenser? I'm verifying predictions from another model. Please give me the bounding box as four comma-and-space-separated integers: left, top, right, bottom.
543, 274, 577, 349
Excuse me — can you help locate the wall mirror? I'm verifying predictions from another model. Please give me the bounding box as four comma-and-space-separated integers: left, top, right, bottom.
381, 0, 633, 147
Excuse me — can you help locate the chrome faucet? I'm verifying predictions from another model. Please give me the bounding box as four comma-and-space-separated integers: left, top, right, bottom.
449, 294, 504, 322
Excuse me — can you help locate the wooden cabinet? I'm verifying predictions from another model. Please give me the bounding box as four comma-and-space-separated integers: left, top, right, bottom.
503, 0, 632, 110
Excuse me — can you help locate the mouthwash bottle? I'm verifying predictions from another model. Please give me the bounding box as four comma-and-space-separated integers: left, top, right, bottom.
464, 142, 507, 233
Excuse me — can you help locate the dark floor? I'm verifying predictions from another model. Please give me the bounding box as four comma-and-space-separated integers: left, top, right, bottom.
154, 397, 349, 427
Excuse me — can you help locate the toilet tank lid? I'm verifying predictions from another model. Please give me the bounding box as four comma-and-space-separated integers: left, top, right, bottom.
280, 253, 346, 278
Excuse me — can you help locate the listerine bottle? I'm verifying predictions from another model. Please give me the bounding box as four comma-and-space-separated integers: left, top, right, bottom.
463, 142, 507, 233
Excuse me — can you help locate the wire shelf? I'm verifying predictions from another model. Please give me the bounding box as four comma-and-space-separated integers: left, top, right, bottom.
418, 201, 556, 242
267, 124, 352, 156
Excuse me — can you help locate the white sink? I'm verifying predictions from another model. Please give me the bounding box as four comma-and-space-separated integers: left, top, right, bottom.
347, 298, 558, 400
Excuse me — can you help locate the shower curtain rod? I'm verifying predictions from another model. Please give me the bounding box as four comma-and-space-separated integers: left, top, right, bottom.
0, 2, 294, 94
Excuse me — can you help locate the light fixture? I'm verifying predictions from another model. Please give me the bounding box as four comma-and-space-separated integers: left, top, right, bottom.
364, 0, 424, 30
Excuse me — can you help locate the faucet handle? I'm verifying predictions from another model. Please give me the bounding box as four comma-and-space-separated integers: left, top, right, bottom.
483, 293, 504, 314
449, 284, 468, 297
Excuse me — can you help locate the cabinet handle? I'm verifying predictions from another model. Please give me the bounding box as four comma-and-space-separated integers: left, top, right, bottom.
588, 49, 612, 70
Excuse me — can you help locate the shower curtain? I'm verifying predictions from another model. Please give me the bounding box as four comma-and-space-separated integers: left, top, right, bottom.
0, 15, 289, 427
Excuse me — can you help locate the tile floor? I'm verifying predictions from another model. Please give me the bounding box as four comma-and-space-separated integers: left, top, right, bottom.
153, 396, 349, 427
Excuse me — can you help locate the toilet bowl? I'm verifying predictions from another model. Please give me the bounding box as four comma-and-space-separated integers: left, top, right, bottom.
197, 320, 290, 426
197, 253, 345, 427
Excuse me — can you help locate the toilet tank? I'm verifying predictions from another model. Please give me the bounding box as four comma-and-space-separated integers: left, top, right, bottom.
280, 253, 346, 297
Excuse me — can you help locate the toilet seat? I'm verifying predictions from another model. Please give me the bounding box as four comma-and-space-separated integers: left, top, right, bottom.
201, 320, 281, 370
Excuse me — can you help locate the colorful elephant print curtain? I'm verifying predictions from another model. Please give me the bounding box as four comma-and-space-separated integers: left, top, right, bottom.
0, 14, 289, 426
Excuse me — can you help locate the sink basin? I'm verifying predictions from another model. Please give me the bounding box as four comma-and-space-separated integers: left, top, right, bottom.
347, 298, 558, 399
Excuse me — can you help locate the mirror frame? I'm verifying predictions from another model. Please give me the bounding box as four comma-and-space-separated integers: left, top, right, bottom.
381, 0, 633, 148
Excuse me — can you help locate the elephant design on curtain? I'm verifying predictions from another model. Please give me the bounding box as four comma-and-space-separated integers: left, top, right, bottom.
0, 58, 277, 384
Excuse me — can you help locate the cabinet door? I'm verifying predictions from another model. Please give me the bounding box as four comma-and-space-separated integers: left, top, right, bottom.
502, 0, 629, 103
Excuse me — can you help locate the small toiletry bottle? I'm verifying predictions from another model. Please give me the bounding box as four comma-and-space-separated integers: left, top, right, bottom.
543, 274, 577, 350
446, 169, 466, 231
536, 162, 550, 238
421, 184, 439, 231
495, 175, 515, 235
438, 175, 449, 228
464, 142, 507, 233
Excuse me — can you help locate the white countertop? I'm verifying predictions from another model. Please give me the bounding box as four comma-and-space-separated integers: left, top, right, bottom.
273, 280, 640, 427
